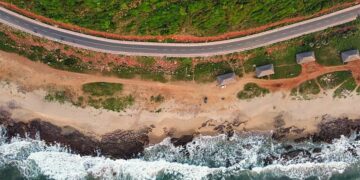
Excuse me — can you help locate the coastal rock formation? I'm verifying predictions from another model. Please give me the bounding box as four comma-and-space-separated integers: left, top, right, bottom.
3, 105, 360, 160
170, 135, 194, 147
0, 108, 149, 159
312, 117, 360, 143
101, 129, 150, 158
272, 116, 360, 142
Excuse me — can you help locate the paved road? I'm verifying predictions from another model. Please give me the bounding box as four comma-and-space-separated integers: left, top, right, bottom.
0, 6, 360, 57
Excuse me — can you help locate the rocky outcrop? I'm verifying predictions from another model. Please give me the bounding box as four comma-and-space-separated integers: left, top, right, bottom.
101, 129, 150, 158
312, 117, 360, 143
281, 149, 311, 160
0, 109, 149, 159
170, 135, 194, 147
272, 116, 360, 143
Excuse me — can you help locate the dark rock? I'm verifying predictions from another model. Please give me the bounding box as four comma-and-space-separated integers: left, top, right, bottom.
347, 148, 358, 157
273, 115, 285, 128
203, 97, 208, 104
294, 136, 311, 143
312, 118, 354, 143
273, 118, 360, 143
226, 129, 234, 138
214, 125, 225, 133
263, 155, 277, 166
281, 149, 311, 160
171, 135, 194, 147
100, 129, 149, 159
242, 144, 252, 150
284, 145, 293, 151
290, 127, 304, 134
312, 148, 322, 153
225, 159, 231, 168
272, 127, 292, 141
0, 108, 11, 121
232, 119, 246, 127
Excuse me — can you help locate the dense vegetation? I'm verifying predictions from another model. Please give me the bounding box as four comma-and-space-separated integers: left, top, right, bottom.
5, 0, 352, 36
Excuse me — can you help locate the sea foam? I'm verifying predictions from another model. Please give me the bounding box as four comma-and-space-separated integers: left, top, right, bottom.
0, 126, 359, 179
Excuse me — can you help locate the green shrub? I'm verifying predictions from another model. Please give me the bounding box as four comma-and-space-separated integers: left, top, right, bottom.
0, 32, 17, 52
101, 96, 135, 112
237, 83, 270, 100
172, 58, 193, 81
136, 56, 156, 67
44, 90, 69, 104
298, 80, 321, 95
111, 65, 167, 82
82, 82, 123, 96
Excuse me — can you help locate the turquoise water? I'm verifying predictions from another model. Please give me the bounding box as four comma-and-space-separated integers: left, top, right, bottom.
1, 127, 360, 180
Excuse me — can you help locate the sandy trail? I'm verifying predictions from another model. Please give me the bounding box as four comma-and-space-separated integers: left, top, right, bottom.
1, 51, 360, 143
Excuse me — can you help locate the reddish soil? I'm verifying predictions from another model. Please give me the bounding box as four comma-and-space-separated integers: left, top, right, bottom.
253, 62, 350, 91
0, 1, 359, 43
346, 61, 360, 83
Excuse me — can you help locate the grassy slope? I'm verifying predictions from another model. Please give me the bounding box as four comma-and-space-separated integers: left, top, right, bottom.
5, 0, 352, 36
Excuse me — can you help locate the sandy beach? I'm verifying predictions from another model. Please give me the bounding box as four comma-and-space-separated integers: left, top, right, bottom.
1, 79, 360, 144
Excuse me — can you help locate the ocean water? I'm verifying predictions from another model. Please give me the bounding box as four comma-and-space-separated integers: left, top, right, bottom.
0, 126, 360, 180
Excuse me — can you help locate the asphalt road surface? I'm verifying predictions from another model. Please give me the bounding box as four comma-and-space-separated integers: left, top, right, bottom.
0, 6, 360, 57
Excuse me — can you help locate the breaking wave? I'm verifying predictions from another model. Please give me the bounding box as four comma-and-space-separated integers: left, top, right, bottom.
1, 127, 360, 179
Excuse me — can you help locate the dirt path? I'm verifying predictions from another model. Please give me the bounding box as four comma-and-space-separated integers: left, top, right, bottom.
0, 51, 358, 103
